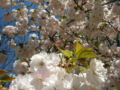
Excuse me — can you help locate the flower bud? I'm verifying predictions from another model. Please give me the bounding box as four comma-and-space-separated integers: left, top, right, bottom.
56, 40, 62, 46
65, 45, 70, 49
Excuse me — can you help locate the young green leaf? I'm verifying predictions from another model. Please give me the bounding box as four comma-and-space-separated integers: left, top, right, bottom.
80, 51, 99, 57
0, 74, 15, 82
0, 70, 7, 75
55, 44, 72, 58
69, 57, 77, 63
74, 38, 83, 54
76, 48, 92, 57
7, 69, 14, 73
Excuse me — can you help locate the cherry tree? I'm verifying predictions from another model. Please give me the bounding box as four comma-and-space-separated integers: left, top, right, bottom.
0, 0, 120, 90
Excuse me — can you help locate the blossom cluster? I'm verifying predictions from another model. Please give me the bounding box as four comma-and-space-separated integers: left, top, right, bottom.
2, 26, 18, 37
9, 52, 108, 90
15, 39, 40, 59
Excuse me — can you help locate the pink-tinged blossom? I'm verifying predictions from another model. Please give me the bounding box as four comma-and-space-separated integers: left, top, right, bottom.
86, 58, 107, 89
30, 52, 48, 73
46, 53, 61, 67
63, 73, 85, 90
111, 3, 120, 15
43, 69, 67, 90
2, 26, 18, 37
0, 0, 10, 10
30, 73, 43, 90
9, 74, 35, 90
113, 60, 120, 71
12, 7, 28, 19
29, 34, 38, 38
15, 39, 40, 59
7, 39, 16, 48
89, 1, 104, 28
14, 60, 28, 74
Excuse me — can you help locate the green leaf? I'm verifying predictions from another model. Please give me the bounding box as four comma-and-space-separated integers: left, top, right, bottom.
34, 8, 38, 12
5, 13, 9, 15
69, 57, 77, 63
99, 23, 107, 28
77, 58, 90, 69
59, 49, 72, 58
15, 8, 24, 11
13, 20, 16, 22
74, 38, 83, 54
27, 5, 31, 8
58, 17, 63, 21
63, 15, 67, 19
95, 41, 101, 47
58, 15, 67, 21
7, 69, 14, 73
76, 47, 99, 57
76, 48, 92, 57
80, 51, 99, 57
55, 44, 72, 58
0, 70, 7, 75
21, 58, 26, 62
77, 66, 86, 71
0, 74, 15, 82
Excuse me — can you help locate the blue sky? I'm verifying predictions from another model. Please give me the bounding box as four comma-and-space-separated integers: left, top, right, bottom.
0, 7, 5, 17
0, 1, 41, 73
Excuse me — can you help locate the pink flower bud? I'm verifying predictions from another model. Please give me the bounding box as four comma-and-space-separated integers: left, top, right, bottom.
56, 40, 62, 46
65, 45, 70, 49
62, 39, 65, 42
